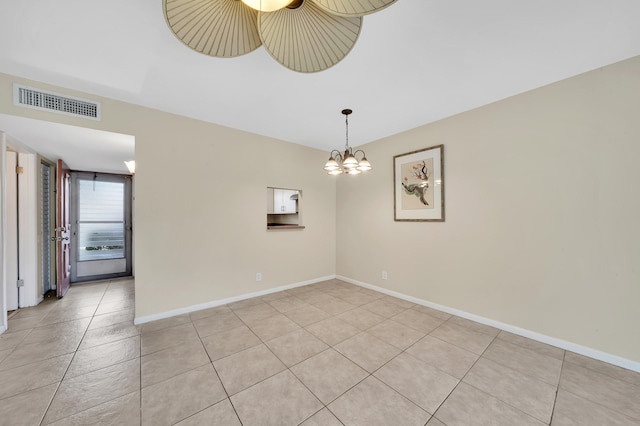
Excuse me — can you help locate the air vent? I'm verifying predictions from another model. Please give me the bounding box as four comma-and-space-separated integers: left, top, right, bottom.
13, 84, 101, 121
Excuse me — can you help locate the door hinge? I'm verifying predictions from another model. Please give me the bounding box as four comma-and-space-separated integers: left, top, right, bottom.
16, 166, 24, 174
17, 279, 24, 288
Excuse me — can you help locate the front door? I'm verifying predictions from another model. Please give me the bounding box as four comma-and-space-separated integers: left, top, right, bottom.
56, 159, 71, 298
70, 172, 132, 282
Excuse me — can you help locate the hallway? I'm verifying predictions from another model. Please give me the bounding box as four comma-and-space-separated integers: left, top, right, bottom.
0, 279, 639, 425
0, 279, 136, 425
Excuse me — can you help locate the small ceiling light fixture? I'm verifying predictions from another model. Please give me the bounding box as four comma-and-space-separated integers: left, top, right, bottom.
124, 161, 135, 174
241, 0, 292, 12
163, 0, 397, 73
324, 109, 372, 176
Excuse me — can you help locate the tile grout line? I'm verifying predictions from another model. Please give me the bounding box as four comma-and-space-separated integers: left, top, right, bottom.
421, 326, 500, 424
38, 280, 141, 425
180, 309, 244, 426
311, 294, 430, 422
231, 293, 421, 423
207, 289, 374, 424
561, 356, 640, 390
39, 279, 112, 425
226, 301, 323, 423
547, 350, 567, 425
555, 356, 640, 423
441, 330, 557, 425
57, 279, 636, 426
273, 326, 371, 423
0, 298, 67, 370
139, 293, 143, 426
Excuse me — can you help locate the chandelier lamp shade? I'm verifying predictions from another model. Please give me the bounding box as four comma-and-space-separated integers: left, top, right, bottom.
324, 109, 372, 175
162, 0, 397, 73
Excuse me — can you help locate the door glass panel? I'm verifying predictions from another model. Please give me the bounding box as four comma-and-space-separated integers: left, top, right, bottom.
78, 180, 125, 261
78, 223, 125, 260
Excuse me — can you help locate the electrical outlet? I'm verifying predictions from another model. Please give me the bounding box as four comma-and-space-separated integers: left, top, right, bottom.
256, 273, 262, 282
382, 271, 388, 280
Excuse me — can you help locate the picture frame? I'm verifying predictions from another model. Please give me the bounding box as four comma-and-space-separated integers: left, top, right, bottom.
394, 144, 444, 221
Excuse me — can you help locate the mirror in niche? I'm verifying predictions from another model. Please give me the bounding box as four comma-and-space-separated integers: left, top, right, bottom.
266, 187, 304, 229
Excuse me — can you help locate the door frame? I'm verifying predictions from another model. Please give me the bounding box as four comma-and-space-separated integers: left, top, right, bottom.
70, 171, 133, 282
4, 140, 40, 309
56, 159, 71, 297
1, 132, 40, 334
38, 157, 56, 296
1, 131, 8, 333
5, 150, 19, 311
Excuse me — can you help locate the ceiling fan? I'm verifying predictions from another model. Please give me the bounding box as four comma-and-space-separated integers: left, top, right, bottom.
163, 0, 397, 73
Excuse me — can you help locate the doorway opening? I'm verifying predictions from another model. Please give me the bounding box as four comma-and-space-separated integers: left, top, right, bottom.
70, 172, 133, 282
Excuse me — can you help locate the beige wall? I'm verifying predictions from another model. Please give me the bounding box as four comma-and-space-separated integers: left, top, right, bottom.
337, 56, 640, 363
0, 72, 336, 319
133, 115, 336, 316
2, 55, 639, 363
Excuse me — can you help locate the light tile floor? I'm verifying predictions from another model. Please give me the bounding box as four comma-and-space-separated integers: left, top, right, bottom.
0, 278, 639, 425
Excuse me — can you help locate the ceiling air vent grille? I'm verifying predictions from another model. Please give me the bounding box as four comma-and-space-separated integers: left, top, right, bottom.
13, 84, 101, 121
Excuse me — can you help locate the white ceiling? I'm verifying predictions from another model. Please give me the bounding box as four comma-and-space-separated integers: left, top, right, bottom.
0, 0, 639, 173
0, 113, 135, 174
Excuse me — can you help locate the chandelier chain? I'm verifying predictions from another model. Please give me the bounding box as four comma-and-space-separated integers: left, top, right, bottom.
345, 114, 349, 150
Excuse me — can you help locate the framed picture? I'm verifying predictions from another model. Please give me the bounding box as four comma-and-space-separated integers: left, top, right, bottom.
394, 144, 444, 221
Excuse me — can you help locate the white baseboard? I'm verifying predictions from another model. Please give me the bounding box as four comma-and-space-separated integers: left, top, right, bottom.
133, 273, 639, 373
133, 275, 336, 325
337, 275, 640, 373
0, 325, 6, 334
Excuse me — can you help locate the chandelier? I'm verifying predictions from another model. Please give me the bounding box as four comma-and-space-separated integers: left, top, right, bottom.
324, 109, 372, 175
163, 0, 397, 73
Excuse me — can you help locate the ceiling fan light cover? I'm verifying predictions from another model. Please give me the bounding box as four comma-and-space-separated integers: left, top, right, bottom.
311, 0, 397, 16
259, 0, 362, 72
241, 0, 293, 12
163, 0, 262, 58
